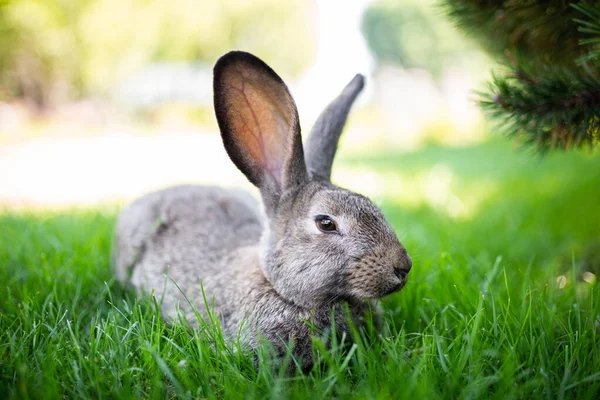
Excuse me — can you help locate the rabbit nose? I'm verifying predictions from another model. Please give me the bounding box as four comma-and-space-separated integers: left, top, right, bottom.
404, 254, 412, 272
393, 267, 407, 280
394, 254, 412, 280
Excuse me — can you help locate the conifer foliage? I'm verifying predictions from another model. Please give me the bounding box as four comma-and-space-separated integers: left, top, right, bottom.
444, 0, 600, 151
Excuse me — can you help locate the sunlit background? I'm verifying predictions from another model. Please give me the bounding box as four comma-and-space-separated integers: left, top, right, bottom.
1, 0, 495, 211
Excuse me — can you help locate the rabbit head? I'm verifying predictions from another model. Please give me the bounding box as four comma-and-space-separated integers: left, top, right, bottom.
214, 51, 412, 309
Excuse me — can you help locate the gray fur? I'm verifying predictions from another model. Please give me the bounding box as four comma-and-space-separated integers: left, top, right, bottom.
113, 52, 411, 372
304, 74, 365, 181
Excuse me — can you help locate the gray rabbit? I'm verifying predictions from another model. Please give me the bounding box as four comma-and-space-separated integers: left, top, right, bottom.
113, 51, 412, 372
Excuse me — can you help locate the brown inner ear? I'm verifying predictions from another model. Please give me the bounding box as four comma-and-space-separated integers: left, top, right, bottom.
222, 65, 296, 186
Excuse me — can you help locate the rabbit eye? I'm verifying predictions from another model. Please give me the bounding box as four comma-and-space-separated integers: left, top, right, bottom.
315, 215, 337, 233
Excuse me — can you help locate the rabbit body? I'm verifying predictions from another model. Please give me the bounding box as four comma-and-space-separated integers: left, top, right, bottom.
114, 184, 369, 371
113, 52, 411, 371
114, 184, 264, 327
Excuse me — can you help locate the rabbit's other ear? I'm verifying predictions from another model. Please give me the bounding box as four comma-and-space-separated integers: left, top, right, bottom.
214, 51, 308, 214
304, 74, 364, 181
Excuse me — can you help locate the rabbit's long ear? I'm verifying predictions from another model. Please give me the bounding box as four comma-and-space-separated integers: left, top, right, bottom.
304, 74, 364, 181
214, 51, 308, 214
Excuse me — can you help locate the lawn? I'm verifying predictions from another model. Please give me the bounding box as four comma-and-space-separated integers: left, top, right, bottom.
1, 139, 599, 399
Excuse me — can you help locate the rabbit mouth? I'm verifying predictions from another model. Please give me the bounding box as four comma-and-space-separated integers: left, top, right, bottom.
383, 278, 407, 296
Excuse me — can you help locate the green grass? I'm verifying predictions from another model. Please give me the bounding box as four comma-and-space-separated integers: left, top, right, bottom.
1, 139, 600, 399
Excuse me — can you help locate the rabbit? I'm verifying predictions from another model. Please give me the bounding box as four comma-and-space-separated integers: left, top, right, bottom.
113, 51, 412, 373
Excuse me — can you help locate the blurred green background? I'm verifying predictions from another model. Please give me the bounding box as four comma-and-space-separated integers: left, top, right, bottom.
0, 0, 497, 208
0, 0, 485, 103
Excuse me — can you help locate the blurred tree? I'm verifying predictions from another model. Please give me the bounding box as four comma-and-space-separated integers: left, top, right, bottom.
0, 0, 315, 110
443, 0, 600, 151
361, 0, 484, 80
0, 0, 92, 109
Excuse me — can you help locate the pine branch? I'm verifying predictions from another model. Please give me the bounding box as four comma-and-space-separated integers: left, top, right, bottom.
443, 0, 600, 151
444, 0, 586, 70
573, 1, 600, 65
481, 68, 600, 150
